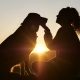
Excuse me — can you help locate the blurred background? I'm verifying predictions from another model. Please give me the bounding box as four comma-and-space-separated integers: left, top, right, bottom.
0, 0, 80, 75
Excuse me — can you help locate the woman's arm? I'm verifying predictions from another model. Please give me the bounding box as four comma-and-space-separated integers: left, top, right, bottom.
43, 25, 62, 50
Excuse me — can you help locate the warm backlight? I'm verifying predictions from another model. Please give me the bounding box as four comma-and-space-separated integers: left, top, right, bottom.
32, 44, 49, 54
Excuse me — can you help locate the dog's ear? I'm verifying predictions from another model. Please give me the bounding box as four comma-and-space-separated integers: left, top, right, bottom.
30, 25, 39, 32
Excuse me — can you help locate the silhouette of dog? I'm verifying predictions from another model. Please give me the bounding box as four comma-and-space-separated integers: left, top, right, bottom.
0, 13, 44, 74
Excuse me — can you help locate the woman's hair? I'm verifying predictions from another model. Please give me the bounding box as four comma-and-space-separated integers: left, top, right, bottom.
70, 7, 80, 29
58, 7, 80, 29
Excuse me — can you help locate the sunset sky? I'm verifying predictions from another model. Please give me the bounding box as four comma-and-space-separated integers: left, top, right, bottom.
0, 0, 80, 52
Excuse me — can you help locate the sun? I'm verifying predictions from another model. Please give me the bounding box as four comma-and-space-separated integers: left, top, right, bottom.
32, 44, 49, 54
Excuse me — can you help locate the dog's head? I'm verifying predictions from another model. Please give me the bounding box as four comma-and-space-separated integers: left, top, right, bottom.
22, 13, 47, 25
21, 13, 48, 33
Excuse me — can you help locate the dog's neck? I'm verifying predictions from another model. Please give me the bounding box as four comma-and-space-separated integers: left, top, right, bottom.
14, 24, 37, 37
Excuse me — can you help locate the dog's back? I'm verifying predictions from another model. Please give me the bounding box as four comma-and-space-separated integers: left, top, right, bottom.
0, 24, 37, 73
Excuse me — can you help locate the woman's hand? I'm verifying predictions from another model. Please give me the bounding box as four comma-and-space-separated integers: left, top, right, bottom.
41, 24, 50, 32
44, 27, 52, 41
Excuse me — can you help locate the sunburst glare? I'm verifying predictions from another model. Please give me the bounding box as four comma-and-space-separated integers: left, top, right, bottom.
32, 43, 49, 54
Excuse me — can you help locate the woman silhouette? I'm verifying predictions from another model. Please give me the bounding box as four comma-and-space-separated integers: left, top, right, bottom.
41, 7, 80, 80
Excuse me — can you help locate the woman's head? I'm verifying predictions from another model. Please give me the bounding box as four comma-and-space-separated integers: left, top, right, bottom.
56, 7, 80, 29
